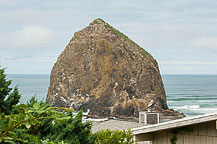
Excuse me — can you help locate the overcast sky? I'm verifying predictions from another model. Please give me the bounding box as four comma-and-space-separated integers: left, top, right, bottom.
1, 0, 217, 74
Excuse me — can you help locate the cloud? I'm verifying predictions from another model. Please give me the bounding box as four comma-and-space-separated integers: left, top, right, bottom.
9, 25, 55, 48
1, 56, 56, 74
160, 60, 217, 65
188, 36, 217, 51
164, 66, 200, 71
160, 65, 217, 74
0, 0, 13, 5
159, 60, 217, 74
1, 0, 217, 74
1, 56, 56, 63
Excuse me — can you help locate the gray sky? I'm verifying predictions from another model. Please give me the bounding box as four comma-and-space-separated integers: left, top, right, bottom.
1, 0, 217, 74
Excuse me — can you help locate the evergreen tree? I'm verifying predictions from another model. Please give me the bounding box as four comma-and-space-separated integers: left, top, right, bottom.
0, 66, 21, 114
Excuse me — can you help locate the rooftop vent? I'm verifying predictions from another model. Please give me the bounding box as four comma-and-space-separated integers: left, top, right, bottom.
139, 111, 159, 124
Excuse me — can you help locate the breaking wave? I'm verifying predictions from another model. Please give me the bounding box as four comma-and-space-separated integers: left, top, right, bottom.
173, 105, 217, 113
173, 105, 200, 110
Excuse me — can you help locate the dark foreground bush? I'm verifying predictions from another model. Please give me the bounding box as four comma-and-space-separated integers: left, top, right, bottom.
0, 100, 97, 144
0, 67, 96, 143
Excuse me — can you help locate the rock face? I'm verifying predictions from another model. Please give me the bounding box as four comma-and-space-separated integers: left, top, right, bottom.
47, 18, 184, 119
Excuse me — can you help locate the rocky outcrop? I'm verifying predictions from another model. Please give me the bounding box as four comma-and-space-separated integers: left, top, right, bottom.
47, 18, 184, 119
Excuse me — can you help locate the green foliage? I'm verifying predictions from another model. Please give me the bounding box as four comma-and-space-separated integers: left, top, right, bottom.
26, 96, 46, 108
170, 134, 177, 144
170, 126, 193, 144
37, 110, 97, 144
0, 67, 21, 114
0, 68, 96, 144
95, 129, 135, 144
0, 68, 135, 143
0, 100, 96, 144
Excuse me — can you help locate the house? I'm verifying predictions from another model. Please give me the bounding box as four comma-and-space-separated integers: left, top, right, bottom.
133, 112, 217, 144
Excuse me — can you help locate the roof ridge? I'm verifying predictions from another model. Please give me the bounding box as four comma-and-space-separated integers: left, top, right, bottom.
133, 112, 217, 134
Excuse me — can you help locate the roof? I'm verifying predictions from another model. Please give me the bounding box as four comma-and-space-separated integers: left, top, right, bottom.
91, 119, 145, 133
133, 112, 217, 135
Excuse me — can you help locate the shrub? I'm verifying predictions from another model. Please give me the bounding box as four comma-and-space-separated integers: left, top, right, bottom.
95, 129, 135, 144
0, 101, 97, 143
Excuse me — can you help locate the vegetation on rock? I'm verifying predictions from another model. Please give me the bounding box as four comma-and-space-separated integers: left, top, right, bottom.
93, 18, 153, 59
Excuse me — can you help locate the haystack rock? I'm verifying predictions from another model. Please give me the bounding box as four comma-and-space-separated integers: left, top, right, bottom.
47, 18, 184, 119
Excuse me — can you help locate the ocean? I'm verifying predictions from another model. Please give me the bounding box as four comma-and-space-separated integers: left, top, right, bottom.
7, 74, 217, 117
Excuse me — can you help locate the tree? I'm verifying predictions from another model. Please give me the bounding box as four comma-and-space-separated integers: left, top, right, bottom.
0, 97, 97, 143
0, 66, 21, 114
0, 67, 96, 143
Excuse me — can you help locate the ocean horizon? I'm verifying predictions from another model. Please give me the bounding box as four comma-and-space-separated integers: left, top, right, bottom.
6, 74, 217, 117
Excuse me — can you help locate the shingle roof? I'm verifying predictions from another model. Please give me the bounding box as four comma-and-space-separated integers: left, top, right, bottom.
91, 119, 145, 133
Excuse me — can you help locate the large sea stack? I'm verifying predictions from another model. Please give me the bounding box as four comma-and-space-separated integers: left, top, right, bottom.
47, 18, 184, 119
